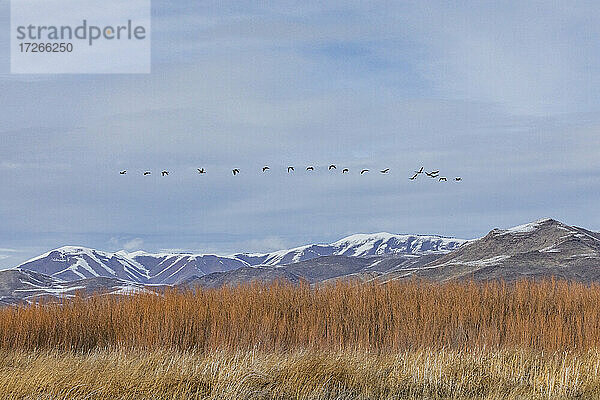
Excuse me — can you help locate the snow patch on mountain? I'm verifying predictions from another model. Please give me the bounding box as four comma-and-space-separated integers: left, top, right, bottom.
331, 233, 463, 256
497, 218, 556, 235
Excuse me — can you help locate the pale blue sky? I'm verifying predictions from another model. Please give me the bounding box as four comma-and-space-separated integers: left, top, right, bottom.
1, 1, 599, 268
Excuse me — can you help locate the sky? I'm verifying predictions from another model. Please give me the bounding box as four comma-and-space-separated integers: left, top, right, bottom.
0, 1, 599, 268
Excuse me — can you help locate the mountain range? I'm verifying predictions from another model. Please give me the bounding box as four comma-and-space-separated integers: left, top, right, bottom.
14, 233, 464, 285
2, 218, 600, 305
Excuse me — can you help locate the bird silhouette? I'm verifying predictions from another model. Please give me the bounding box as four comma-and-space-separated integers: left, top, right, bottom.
430, 170, 440, 175
342, 168, 349, 173
415, 167, 424, 174
232, 169, 240, 176
329, 164, 336, 170
197, 168, 206, 174
161, 171, 169, 176
143, 171, 151, 176
380, 168, 390, 174
360, 169, 369, 175
262, 166, 270, 172
306, 166, 314, 171
410, 173, 418, 180
439, 177, 447, 182
455, 177, 462, 181
287, 166, 294, 173
119, 170, 127, 175
426, 171, 439, 178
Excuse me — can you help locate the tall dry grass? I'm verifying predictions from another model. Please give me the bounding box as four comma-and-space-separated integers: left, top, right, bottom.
1, 279, 600, 353
1, 348, 599, 399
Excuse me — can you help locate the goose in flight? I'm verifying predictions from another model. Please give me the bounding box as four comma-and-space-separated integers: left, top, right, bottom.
360, 169, 369, 175
119, 170, 127, 175
342, 168, 349, 173
425, 171, 439, 178
161, 170, 169, 176
329, 164, 336, 170
410, 173, 418, 180
287, 166, 294, 173
262, 166, 270, 172
232, 169, 240, 176
143, 171, 151, 176
306, 166, 314, 171
415, 167, 424, 174
380, 168, 390, 174
197, 168, 206, 174
439, 177, 447, 182
455, 177, 462, 181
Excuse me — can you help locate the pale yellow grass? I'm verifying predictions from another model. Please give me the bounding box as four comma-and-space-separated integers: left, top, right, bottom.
1, 348, 599, 399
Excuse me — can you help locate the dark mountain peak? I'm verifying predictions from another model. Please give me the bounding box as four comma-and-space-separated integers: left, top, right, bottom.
408, 218, 600, 282
488, 218, 566, 236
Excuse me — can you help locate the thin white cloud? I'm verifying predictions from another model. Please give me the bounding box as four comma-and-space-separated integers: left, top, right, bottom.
122, 238, 144, 251
242, 236, 289, 253
0, 161, 21, 170
107, 237, 144, 251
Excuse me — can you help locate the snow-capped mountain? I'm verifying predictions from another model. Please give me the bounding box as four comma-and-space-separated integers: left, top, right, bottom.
127, 252, 250, 284
397, 218, 600, 282
15, 233, 466, 285
17, 247, 251, 285
17, 246, 151, 282
236, 233, 465, 266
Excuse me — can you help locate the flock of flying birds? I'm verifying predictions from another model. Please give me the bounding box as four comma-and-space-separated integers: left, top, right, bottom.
118, 165, 462, 181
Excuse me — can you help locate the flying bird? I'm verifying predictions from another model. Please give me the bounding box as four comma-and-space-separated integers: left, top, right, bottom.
197, 168, 206, 174
439, 177, 447, 182
143, 171, 151, 176
329, 164, 336, 170
410, 173, 418, 180
161, 171, 169, 176
342, 168, 349, 173
306, 166, 314, 171
455, 177, 462, 181
360, 169, 369, 175
232, 169, 240, 176
287, 166, 294, 173
426, 171, 439, 178
262, 166, 270, 172
380, 168, 390, 174
415, 167, 424, 174
119, 170, 127, 175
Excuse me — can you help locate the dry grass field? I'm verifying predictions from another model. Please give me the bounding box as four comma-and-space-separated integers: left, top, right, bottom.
2, 279, 600, 399
1, 348, 599, 399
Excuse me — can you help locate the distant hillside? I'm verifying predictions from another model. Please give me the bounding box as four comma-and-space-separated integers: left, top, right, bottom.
390, 218, 600, 282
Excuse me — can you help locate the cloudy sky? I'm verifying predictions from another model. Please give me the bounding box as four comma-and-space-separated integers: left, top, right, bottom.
1, 1, 599, 268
